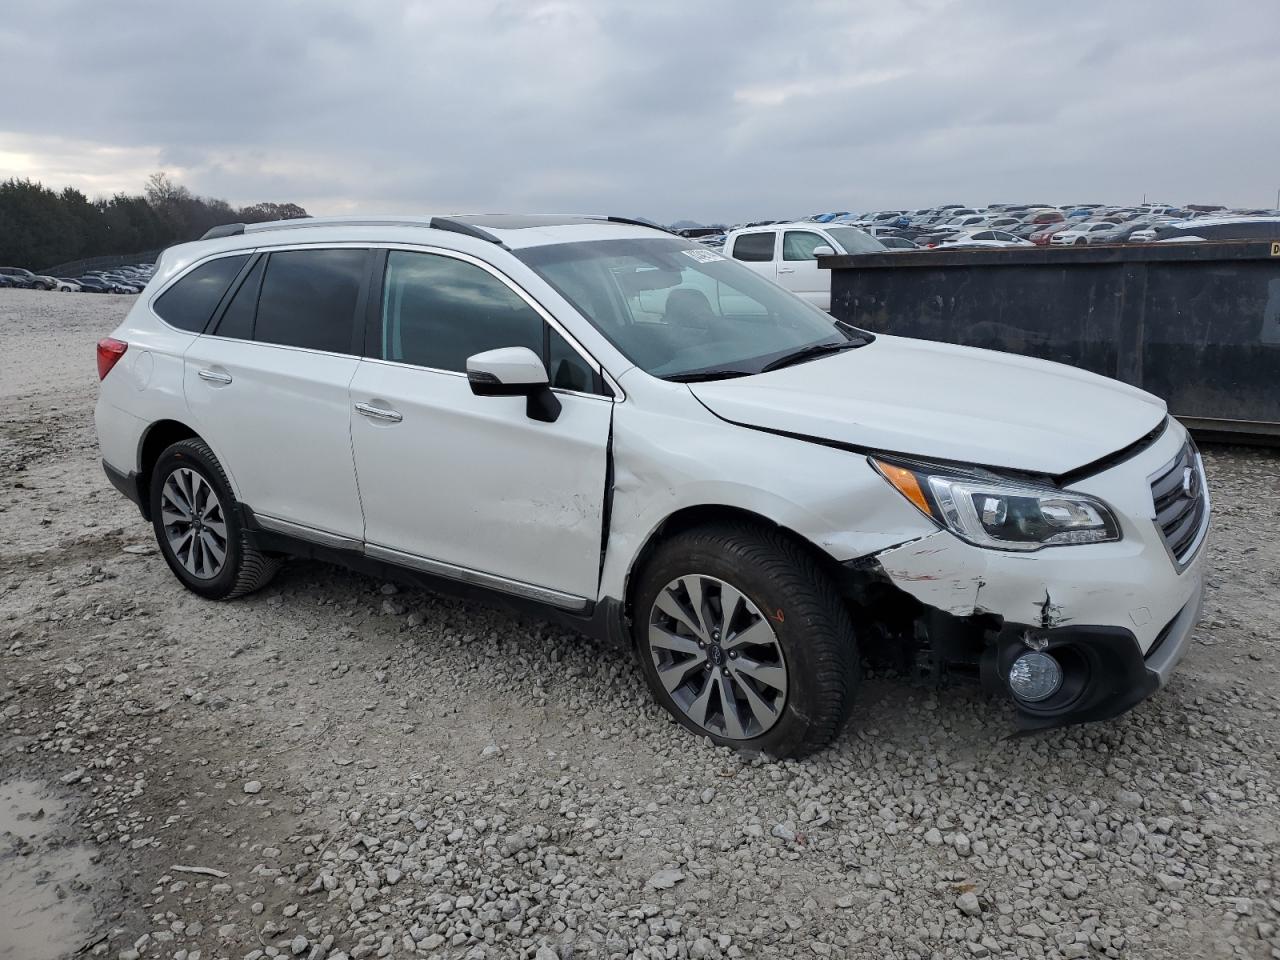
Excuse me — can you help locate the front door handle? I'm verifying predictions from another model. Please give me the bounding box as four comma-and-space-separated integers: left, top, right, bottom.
354, 402, 403, 423
777, 266, 796, 274
197, 368, 233, 385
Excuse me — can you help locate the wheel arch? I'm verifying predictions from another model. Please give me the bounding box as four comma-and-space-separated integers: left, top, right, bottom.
135, 419, 202, 520
620, 503, 848, 637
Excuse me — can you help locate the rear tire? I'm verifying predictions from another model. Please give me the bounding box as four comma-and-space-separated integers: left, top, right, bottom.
633, 523, 858, 759
149, 438, 282, 600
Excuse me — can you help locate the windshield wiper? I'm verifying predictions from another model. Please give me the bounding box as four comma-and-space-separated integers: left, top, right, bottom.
760, 338, 868, 373
665, 369, 755, 383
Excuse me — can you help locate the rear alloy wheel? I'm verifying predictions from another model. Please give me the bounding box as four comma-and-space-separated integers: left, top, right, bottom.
635, 523, 858, 758
150, 438, 282, 600
161, 467, 228, 580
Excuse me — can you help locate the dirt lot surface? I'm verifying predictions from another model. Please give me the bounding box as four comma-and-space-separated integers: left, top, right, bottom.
1, 288, 1278, 960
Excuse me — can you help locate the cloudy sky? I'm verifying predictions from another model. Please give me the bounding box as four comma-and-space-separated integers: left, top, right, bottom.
1, 0, 1277, 223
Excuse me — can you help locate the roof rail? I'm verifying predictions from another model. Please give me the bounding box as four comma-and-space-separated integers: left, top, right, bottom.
427, 217, 505, 246
201, 223, 247, 240
199, 216, 506, 247
598, 215, 671, 234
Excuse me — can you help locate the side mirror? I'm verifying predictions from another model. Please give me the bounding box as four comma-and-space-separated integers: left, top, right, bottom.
466, 346, 561, 423
811, 245, 836, 257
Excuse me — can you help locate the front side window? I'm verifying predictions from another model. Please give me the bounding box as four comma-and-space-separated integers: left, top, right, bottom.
379, 251, 596, 391
782, 231, 828, 261
518, 238, 870, 380
254, 249, 365, 353
154, 254, 249, 332
730, 232, 775, 262
825, 227, 885, 254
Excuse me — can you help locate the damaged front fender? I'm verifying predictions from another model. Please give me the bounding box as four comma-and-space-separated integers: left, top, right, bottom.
873, 533, 991, 618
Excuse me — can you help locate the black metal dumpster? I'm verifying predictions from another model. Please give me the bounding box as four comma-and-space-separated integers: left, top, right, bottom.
822, 241, 1280, 440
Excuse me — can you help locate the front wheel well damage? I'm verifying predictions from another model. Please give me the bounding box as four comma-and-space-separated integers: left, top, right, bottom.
835, 556, 1003, 679
621, 505, 847, 644
616, 506, 986, 675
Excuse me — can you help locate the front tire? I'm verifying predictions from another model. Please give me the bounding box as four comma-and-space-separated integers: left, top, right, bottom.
149, 438, 281, 600
634, 523, 858, 759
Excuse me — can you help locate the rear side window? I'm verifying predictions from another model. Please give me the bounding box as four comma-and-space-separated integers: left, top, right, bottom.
380, 251, 543, 373
153, 255, 249, 331
254, 249, 366, 353
212, 257, 264, 340
731, 233, 775, 262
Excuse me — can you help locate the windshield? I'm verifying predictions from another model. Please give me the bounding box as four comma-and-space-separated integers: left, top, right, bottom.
516, 237, 868, 380
824, 227, 885, 254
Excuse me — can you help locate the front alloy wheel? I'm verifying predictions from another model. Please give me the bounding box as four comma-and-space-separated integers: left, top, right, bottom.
634, 523, 858, 758
649, 574, 788, 739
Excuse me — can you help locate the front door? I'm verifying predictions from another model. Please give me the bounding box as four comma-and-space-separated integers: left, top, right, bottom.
349, 248, 612, 605
777, 230, 831, 309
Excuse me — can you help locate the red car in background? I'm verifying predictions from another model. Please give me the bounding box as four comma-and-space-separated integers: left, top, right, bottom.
1030, 222, 1073, 245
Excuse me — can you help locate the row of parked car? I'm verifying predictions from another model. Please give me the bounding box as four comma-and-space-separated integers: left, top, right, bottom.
688, 202, 1280, 251
0, 262, 155, 293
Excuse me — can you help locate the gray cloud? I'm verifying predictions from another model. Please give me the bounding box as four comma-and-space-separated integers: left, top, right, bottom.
1, 0, 1277, 222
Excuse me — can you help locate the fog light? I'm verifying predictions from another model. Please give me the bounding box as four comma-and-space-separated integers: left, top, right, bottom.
1008, 651, 1063, 702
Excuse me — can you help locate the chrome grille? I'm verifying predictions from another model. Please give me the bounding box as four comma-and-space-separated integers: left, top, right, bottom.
1149, 441, 1209, 566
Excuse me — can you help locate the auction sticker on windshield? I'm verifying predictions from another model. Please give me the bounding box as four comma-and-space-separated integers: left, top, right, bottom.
682, 248, 724, 263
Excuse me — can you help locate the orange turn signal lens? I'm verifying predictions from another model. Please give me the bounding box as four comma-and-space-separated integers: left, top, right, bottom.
872, 459, 934, 518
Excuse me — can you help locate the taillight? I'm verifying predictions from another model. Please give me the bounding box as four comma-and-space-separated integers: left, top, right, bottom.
97, 338, 128, 380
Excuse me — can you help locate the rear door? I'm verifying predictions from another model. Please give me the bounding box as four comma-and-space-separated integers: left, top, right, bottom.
777, 230, 833, 309
182, 246, 369, 541
727, 231, 778, 283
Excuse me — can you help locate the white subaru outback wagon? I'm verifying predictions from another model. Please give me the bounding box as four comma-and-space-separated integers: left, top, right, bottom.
95, 214, 1209, 757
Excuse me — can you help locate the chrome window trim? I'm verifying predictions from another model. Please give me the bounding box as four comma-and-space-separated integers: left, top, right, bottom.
373, 242, 625, 401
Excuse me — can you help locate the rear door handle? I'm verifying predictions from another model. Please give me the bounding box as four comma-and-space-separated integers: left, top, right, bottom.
197, 368, 233, 385
354, 402, 403, 423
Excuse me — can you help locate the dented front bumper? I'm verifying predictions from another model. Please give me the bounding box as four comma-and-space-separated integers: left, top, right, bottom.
868, 421, 1208, 728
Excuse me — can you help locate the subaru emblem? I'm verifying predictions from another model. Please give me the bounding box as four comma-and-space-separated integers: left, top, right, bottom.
1181, 465, 1197, 499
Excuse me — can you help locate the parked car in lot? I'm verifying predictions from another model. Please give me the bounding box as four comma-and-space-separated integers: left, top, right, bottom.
878, 236, 920, 250
1152, 216, 1280, 243
1051, 222, 1116, 245
725, 221, 884, 310
933, 230, 1033, 249
1092, 221, 1157, 245
95, 214, 1209, 757
0, 266, 50, 289
1030, 223, 1073, 246
75, 276, 131, 294
55, 278, 82, 292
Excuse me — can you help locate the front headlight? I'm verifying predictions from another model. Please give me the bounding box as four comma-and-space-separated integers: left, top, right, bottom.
871, 457, 1121, 551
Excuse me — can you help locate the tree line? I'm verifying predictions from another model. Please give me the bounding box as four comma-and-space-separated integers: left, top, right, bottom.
0, 173, 309, 270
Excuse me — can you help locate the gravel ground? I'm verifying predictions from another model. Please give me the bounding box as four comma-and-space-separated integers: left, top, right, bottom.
1, 287, 1278, 960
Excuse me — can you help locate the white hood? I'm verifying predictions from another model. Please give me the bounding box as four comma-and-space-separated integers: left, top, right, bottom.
689, 335, 1167, 476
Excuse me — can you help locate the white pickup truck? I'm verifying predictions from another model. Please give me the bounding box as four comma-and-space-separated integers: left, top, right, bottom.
723, 222, 884, 311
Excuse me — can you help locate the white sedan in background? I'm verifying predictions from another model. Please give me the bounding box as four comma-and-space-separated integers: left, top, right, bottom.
932, 230, 1033, 249
1051, 222, 1116, 245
